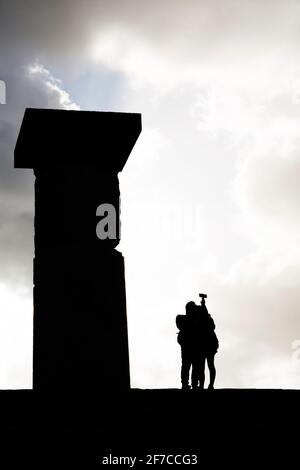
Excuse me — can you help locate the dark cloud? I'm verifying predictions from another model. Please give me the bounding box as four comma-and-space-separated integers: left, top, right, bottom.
1, 0, 298, 70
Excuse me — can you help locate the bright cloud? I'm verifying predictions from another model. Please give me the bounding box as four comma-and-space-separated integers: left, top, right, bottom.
27, 63, 80, 110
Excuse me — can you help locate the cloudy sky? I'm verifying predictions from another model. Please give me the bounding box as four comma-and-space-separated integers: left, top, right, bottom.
1, 0, 300, 389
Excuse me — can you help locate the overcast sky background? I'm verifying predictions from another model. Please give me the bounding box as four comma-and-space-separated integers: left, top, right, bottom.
1, 0, 300, 389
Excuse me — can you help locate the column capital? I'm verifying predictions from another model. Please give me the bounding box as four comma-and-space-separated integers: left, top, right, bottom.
14, 108, 142, 172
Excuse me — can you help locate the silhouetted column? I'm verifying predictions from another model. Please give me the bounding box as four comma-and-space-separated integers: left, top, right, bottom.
14, 108, 142, 391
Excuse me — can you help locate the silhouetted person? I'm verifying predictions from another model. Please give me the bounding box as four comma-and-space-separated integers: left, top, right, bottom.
194, 297, 218, 390
176, 301, 199, 390
176, 296, 219, 390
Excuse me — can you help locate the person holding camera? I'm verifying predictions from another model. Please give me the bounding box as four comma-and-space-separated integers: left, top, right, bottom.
176, 294, 218, 390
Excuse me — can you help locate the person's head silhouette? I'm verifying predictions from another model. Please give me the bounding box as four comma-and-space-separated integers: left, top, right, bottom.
185, 301, 196, 316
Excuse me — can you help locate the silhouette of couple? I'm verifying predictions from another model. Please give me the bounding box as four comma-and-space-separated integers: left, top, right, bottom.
176, 295, 219, 390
